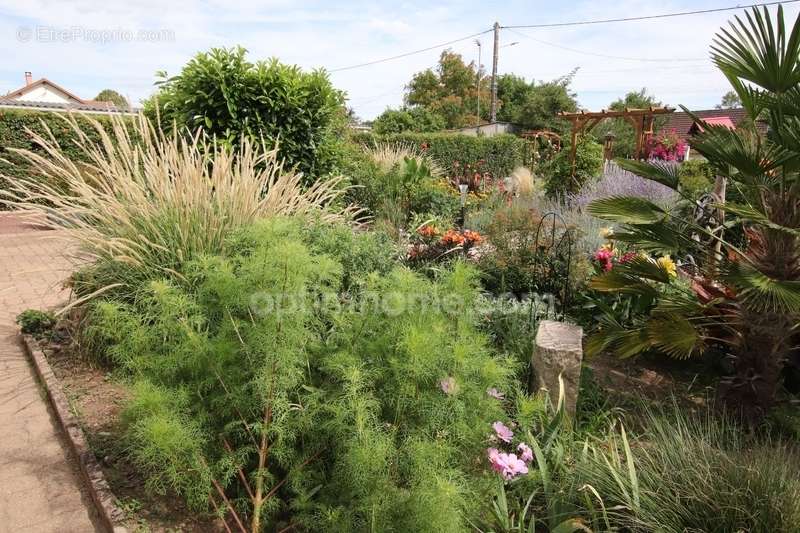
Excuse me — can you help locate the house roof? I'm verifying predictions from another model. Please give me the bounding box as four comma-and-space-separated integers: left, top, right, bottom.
5, 77, 87, 104
0, 97, 137, 115
689, 116, 737, 133
2, 76, 137, 114
660, 108, 767, 137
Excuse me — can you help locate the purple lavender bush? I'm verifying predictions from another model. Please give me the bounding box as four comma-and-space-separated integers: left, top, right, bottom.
570, 161, 677, 209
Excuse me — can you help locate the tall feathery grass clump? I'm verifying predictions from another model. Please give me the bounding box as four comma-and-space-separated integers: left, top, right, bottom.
365, 142, 443, 177
0, 112, 358, 297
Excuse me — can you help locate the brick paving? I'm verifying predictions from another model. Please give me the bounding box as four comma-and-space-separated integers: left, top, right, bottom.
0, 213, 98, 532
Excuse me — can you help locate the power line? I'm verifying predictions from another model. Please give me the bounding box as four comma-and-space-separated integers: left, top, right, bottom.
329, 29, 492, 73
329, 1, 796, 75
506, 28, 709, 63
503, 0, 799, 29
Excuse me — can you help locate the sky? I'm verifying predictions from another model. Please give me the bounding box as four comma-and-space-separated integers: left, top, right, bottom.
1, 0, 798, 120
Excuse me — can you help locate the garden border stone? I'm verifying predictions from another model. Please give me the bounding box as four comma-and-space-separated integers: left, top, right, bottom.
21, 333, 128, 533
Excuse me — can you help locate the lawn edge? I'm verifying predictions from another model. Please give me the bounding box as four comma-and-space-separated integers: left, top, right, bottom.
21, 333, 128, 533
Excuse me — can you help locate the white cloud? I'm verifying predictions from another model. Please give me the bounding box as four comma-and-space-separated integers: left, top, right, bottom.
1, 0, 797, 116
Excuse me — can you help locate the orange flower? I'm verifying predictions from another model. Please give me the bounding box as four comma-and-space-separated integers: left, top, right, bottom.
417, 224, 440, 238
441, 229, 466, 246
462, 230, 483, 245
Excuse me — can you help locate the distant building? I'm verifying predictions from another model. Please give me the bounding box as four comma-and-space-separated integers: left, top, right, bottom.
658, 108, 768, 160
0, 72, 136, 115
660, 108, 767, 141
452, 122, 519, 137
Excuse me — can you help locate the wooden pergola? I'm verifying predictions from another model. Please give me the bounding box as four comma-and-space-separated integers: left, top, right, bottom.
558, 107, 674, 175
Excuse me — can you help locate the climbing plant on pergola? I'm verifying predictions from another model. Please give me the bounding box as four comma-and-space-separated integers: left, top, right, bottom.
558, 107, 674, 175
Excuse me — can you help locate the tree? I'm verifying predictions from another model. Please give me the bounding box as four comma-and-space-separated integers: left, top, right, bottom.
94, 89, 128, 108
147, 46, 346, 180
403, 50, 489, 129
716, 90, 742, 109
495, 71, 579, 134
605, 89, 665, 157
371, 107, 445, 134
586, 6, 800, 423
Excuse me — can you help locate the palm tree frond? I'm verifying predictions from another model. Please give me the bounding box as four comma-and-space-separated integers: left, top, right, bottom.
721, 262, 800, 314
614, 159, 680, 190
645, 315, 704, 360
588, 196, 668, 225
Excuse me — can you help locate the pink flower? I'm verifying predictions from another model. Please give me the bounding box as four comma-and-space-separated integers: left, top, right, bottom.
440, 376, 457, 395
487, 388, 505, 400
593, 248, 615, 272
487, 447, 503, 473
492, 421, 514, 443
517, 442, 533, 463
487, 448, 529, 480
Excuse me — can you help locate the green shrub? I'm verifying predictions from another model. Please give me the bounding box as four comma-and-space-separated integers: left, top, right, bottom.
344, 143, 460, 231
371, 107, 446, 134
542, 137, 603, 197
678, 159, 714, 199
475, 201, 576, 299
15, 309, 56, 337
352, 132, 525, 180
88, 217, 514, 530
148, 46, 346, 180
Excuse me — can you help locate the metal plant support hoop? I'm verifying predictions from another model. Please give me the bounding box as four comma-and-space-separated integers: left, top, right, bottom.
533, 211, 574, 314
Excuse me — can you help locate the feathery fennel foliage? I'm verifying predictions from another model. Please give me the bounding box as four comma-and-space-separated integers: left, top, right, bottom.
85, 217, 514, 531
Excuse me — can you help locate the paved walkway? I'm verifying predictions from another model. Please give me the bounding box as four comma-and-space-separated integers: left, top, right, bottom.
0, 213, 98, 532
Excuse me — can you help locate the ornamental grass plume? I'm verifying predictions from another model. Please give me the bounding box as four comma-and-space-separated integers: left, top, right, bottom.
366, 142, 443, 177
0, 112, 359, 297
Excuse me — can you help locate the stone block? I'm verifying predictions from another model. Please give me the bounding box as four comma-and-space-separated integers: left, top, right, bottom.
532, 320, 583, 416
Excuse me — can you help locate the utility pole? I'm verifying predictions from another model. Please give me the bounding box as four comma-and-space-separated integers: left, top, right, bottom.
475, 39, 482, 128
490, 21, 499, 123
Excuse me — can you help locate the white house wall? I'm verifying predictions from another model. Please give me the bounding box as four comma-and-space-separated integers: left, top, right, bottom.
14, 85, 76, 104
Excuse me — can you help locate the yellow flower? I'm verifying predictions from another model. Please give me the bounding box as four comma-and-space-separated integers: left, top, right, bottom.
657, 255, 678, 278
599, 227, 614, 238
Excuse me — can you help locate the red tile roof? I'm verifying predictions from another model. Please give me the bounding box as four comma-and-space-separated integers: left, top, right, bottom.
660, 108, 767, 138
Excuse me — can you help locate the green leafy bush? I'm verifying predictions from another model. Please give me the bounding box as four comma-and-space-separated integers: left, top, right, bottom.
148, 46, 346, 180
542, 137, 604, 197
474, 201, 577, 299
345, 143, 460, 231
677, 159, 714, 199
371, 107, 446, 134
86, 217, 513, 530
352, 132, 525, 180
16, 309, 56, 337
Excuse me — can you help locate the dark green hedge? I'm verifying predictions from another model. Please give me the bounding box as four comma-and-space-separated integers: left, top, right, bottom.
0, 110, 114, 203
352, 131, 525, 178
